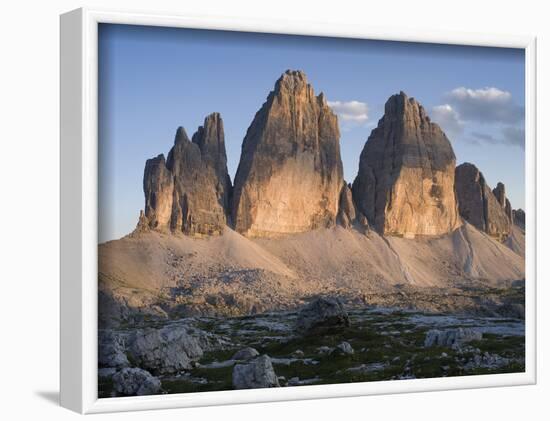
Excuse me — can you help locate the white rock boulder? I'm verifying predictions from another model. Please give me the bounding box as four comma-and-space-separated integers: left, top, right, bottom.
232, 355, 280, 389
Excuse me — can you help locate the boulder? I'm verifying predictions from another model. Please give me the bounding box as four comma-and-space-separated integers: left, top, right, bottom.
98, 330, 129, 368
141, 113, 232, 236
231, 70, 344, 237
352, 92, 461, 238
424, 327, 483, 349
295, 297, 350, 335
291, 349, 305, 358
112, 368, 161, 396
287, 377, 301, 386
317, 346, 333, 355
331, 341, 354, 356
232, 347, 260, 361
455, 163, 511, 240
127, 326, 204, 374
232, 355, 280, 389
463, 352, 511, 370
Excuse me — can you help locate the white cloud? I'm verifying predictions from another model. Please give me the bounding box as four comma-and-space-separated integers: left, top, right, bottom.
449, 87, 512, 103
327, 100, 369, 124
469, 127, 525, 149
501, 126, 525, 148
446, 87, 524, 124
431, 104, 464, 137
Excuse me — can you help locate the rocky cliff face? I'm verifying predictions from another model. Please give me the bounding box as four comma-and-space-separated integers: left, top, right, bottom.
352, 92, 461, 238
455, 163, 511, 240
492, 182, 513, 222
505, 199, 513, 222
231, 70, 344, 237
191, 113, 232, 212
141, 113, 231, 236
492, 182, 506, 207
513, 208, 525, 230
143, 154, 174, 229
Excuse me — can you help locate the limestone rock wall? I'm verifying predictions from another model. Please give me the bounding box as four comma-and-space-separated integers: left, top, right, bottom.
513, 208, 525, 230
455, 163, 511, 240
143, 154, 174, 229
352, 92, 461, 238
231, 70, 344, 237
142, 113, 231, 236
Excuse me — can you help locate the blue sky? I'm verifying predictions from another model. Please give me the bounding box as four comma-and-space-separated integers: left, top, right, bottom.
99, 24, 525, 243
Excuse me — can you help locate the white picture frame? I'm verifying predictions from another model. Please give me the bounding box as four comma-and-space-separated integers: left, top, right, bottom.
60, 7, 537, 414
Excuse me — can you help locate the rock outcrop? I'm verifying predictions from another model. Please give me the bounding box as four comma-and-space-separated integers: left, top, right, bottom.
295, 297, 350, 335
191, 113, 233, 212
98, 331, 129, 368
455, 163, 511, 240
492, 182, 506, 208
112, 368, 161, 396
424, 328, 483, 349
143, 154, 174, 229
492, 182, 513, 221
513, 208, 525, 230
352, 92, 461, 238
337, 183, 358, 229
232, 347, 260, 361
232, 355, 280, 389
231, 70, 344, 237
331, 341, 355, 356
141, 113, 231, 236
126, 326, 204, 374
505, 199, 513, 222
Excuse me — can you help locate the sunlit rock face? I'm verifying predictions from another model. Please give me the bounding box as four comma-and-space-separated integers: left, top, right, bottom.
352, 92, 461, 238
142, 113, 232, 236
455, 163, 511, 241
231, 70, 344, 237
143, 154, 174, 229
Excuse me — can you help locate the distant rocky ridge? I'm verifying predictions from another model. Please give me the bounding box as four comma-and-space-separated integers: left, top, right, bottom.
455, 163, 512, 241
513, 208, 525, 230
135, 71, 524, 241
352, 92, 461, 238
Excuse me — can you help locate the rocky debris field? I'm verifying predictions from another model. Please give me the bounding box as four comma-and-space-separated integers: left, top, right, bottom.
98, 298, 525, 397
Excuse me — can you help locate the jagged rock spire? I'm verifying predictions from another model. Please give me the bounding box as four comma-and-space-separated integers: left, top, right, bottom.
231, 70, 344, 237
141, 113, 232, 236
352, 91, 461, 238
455, 163, 511, 241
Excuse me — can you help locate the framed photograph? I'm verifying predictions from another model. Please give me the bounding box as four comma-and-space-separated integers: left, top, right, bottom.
60, 7, 536, 414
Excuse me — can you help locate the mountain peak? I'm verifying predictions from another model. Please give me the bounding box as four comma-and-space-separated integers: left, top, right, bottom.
383, 91, 432, 122
174, 126, 190, 144
143, 113, 232, 236
274, 69, 310, 94
232, 70, 343, 237
352, 92, 460, 237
